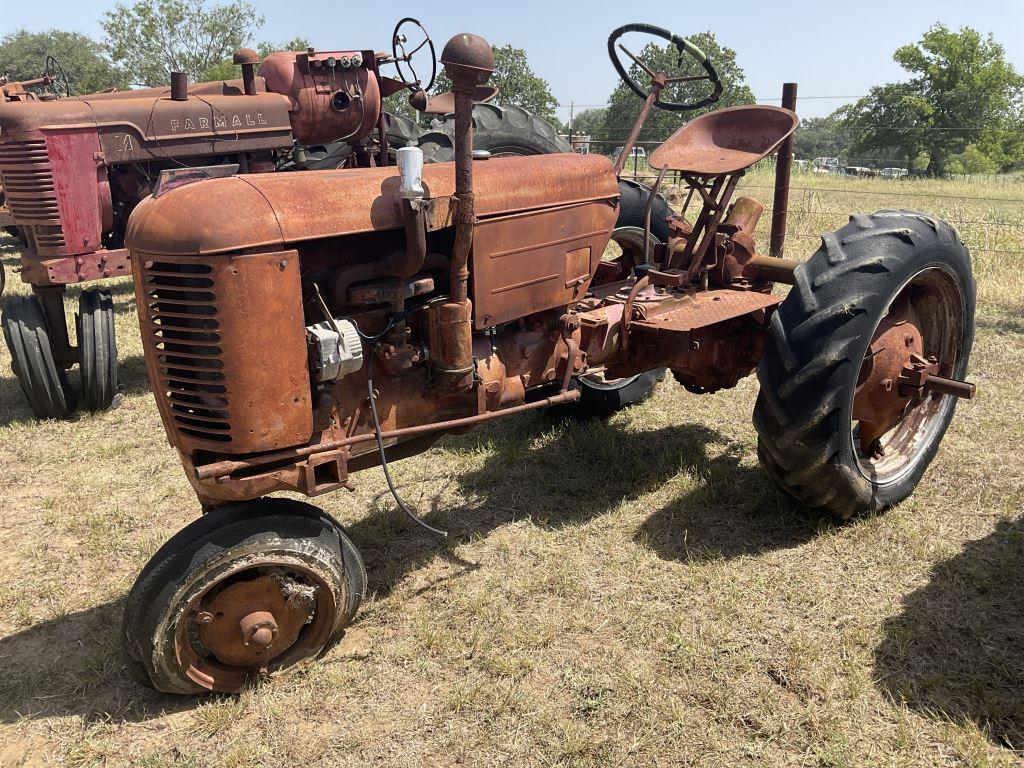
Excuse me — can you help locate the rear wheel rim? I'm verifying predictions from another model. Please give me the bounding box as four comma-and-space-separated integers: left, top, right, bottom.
850, 265, 965, 485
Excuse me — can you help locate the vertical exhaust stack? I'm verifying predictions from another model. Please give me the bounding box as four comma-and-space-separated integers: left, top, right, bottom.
434, 33, 494, 389
233, 48, 260, 95
170, 71, 188, 101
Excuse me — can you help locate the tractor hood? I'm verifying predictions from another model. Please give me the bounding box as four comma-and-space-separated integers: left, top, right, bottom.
126, 153, 620, 255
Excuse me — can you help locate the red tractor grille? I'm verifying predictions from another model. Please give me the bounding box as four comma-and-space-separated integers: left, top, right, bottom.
0, 139, 66, 250
141, 260, 232, 443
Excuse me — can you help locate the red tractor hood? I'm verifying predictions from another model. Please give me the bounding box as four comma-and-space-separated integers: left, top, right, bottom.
126, 153, 620, 255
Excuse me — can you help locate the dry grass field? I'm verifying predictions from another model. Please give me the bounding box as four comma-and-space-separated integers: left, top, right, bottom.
0, 169, 1022, 767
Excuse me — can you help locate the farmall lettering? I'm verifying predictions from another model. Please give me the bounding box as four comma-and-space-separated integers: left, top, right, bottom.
168, 112, 270, 132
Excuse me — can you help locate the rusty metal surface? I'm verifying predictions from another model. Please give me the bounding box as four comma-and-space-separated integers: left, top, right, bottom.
631, 289, 781, 336
440, 33, 495, 84
258, 49, 381, 145
197, 576, 310, 666
18, 247, 130, 285
471, 200, 617, 328
0, 91, 293, 164
191, 389, 581, 485
133, 249, 313, 455
174, 560, 336, 693
422, 85, 497, 114
852, 295, 925, 451
769, 84, 798, 257
125, 153, 620, 256
649, 105, 799, 175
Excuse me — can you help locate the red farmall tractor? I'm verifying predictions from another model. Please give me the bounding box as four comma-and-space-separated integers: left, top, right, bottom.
120, 25, 976, 694
0, 18, 570, 418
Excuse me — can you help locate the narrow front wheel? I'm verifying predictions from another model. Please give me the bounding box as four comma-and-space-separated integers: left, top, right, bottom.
122, 499, 366, 694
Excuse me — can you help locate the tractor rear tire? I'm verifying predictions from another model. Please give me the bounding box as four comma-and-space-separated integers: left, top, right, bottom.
77, 288, 119, 411
123, 499, 366, 694
753, 210, 975, 518
417, 103, 571, 161
2, 294, 73, 419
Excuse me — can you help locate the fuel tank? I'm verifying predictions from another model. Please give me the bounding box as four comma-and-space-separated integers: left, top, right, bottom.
258, 49, 381, 145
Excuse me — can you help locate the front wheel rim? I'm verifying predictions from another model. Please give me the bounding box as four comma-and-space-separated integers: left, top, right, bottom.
170, 556, 338, 693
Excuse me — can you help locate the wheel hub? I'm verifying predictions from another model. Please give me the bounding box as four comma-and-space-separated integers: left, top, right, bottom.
853, 293, 975, 457
194, 574, 314, 667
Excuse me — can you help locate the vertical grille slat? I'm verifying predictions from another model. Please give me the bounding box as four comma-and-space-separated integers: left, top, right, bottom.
0, 139, 65, 251
140, 259, 232, 443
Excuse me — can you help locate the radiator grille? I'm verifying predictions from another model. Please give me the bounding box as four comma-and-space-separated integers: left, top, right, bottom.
142, 260, 232, 443
0, 139, 65, 250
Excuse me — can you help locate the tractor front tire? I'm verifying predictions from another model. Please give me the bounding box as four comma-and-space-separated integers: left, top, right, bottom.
123, 499, 366, 694
754, 210, 975, 518
2, 294, 73, 419
77, 288, 119, 411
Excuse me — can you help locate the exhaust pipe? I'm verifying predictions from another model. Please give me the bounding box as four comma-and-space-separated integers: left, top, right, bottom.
433, 33, 494, 389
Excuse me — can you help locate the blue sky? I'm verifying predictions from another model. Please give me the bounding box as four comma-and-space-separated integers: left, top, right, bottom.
5, 0, 1023, 119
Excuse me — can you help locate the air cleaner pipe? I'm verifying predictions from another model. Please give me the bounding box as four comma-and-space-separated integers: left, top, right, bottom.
434, 33, 494, 388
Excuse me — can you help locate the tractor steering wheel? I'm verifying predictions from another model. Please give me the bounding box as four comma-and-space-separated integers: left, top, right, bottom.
608, 23, 722, 111
391, 17, 437, 92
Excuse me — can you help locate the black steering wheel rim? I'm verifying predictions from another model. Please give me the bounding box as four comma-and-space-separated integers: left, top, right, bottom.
608, 23, 722, 112
391, 17, 437, 92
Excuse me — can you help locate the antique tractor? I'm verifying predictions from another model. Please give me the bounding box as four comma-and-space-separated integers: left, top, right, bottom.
0, 18, 569, 418
121, 25, 976, 694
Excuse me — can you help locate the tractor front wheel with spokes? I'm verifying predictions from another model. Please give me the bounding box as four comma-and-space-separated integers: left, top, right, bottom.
754, 210, 975, 518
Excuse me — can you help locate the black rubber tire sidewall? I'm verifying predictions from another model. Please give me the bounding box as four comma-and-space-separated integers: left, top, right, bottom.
754, 210, 975, 518
417, 104, 570, 162
615, 178, 672, 244
122, 499, 366, 694
78, 288, 118, 411
1, 294, 73, 419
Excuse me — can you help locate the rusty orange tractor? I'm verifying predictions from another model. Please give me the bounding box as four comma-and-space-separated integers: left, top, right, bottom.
1, 19, 569, 418
120, 24, 976, 694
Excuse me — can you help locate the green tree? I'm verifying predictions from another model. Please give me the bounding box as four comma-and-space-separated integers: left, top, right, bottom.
842, 24, 1023, 172
792, 114, 853, 162
0, 29, 126, 95
102, 0, 264, 87
562, 107, 606, 136
598, 32, 754, 148
198, 36, 310, 82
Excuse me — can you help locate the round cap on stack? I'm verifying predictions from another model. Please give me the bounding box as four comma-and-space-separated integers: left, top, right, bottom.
440, 33, 494, 86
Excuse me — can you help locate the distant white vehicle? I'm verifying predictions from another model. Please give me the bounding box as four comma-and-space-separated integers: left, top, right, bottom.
812, 156, 844, 174
881, 167, 909, 179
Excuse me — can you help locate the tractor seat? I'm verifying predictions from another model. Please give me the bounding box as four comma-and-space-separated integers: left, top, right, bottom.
648, 105, 799, 176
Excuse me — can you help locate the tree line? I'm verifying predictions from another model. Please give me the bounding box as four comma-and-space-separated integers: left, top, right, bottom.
2, 4, 1021, 175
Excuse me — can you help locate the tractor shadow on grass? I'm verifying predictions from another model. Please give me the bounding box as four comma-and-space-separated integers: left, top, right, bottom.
0, 413, 825, 723
874, 516, 1024, 752
350, 415, 825, 599
0, 598, 197, 724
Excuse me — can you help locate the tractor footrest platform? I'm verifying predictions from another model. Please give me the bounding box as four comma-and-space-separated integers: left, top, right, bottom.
631, 289, 781, 339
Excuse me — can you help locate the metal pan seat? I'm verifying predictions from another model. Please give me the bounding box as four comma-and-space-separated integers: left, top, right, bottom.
648, 105, 799, 176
